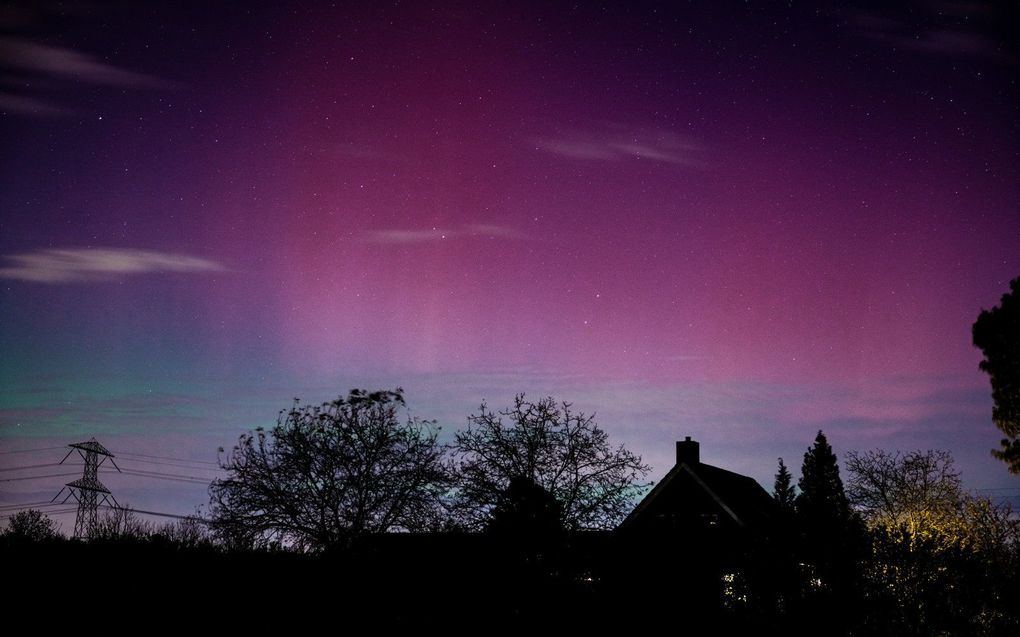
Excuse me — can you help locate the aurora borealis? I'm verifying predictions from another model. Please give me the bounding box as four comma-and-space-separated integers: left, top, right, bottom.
1, 1, 1018, 526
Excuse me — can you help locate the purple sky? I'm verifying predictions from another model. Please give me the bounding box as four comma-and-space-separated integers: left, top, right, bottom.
1, 1, 1018, 531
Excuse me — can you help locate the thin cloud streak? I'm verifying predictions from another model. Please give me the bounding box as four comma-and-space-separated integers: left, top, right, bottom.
0, 92, 65, 116
0, 37, 169, 88
533, 127, 703, 166
0, 248, 227, 283
850, 11, 1013, 63
362, 224, 526, 245
0, 36, 173, 116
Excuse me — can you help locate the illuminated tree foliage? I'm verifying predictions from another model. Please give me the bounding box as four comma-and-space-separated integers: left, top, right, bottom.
973, 275, 1020, 473
210, 389, 448, 550
846, 449, 962, 528
847, 448, 1020, 636
449, 394, 650, 531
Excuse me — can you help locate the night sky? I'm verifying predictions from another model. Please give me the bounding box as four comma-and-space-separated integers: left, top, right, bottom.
2, 1, 1018, 529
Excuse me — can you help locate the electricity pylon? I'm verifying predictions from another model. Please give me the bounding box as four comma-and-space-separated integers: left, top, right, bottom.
52, 438, 121, 539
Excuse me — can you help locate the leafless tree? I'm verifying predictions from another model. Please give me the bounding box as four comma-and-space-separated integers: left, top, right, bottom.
845, 449, 963, 525
93, 506, 153, 539
449, 394, 650, 531
847, 448, 1020, 632
209, 389, 449, 550
156, 515, 213, 548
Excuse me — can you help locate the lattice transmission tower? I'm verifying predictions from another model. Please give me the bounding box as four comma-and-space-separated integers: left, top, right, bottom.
52, 438, 121, 539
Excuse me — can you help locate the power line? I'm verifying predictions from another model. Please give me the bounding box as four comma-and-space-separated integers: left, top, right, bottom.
0, 462, 63, 473
115, 457, 223, 472
0, 501, 65, 511
120, 468, 215, 482
110, 450, 219, 466
0, 446, 68, 456
99, 504, 206, 521
1, 503, 207, 523
103, 469, 211, 485
0, 445, 219, 467
0, 507, 79, 521
0, 471, 83, 483
0, 467, 213, 491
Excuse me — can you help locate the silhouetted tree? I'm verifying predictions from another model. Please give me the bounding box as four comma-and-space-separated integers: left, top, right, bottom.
773, 457, 796, 510
845, 449, 962, 524
93, 506, 154, 540
154, 515, 213, 548
797, 431, 851, 524
449, 394, 650, 531
847, 448, 1020, 635
795, 431, 866, 633
2, 509, 57, 541
210, 389, 448, 550
973, 276, 1020, 473
487, 476, 563, 538
758, 458, 803, 623
487, 476, 565, 568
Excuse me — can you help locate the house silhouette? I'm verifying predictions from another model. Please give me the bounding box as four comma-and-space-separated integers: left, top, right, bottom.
617, 436, 777, 535
606, 437, 779, 621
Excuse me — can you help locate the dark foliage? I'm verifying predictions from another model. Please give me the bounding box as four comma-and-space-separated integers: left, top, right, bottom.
487, 475, 563, 538
3, 442, 1018, 633
973, 276, 1020, 473
797, 431, 852, 524
773, 457, 796, 510
485, 476, 565, 573
2, 508, 57, 541
794, 431, 868, 633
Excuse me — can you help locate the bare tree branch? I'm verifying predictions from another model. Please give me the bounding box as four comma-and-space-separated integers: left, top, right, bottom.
448, 394, 650, 531
209, 389, 449, 550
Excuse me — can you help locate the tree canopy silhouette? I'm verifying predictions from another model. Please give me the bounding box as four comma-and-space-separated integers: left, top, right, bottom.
486, 476, 563, 538
2, 509, 57, 541
797, 430, 852, 525
972, 275, 1020, 473
449, 394, 650, 531
795, 430, 866, 630
846, 448, 1020, 635
845, 449, 962, 526
209, 388, 448, 550
773, 457, 796, 510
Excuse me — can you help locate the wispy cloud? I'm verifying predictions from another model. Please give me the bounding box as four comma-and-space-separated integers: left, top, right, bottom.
333, 143, 407, 163
0, 37, 169, 87
0, 34, 172, 116
0, 92, 65, 116
533, 126, 702, 166
849, 5, 1014, 64
462, 224, 527, 238
362, 224, 526, 245
0, 248, 227, 283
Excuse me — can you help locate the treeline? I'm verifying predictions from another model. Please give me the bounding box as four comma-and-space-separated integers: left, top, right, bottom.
745, 431, 1020, 636
207, 390, 650, 548
3, 393, 1019, 634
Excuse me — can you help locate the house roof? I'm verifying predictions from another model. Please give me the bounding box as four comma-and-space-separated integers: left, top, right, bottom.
618, 459, 776, 531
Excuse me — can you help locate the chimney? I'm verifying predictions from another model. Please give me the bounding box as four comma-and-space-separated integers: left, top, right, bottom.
676, 436, 700, 465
